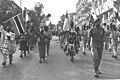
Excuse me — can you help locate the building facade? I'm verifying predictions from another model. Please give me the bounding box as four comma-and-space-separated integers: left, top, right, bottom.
76, 0, 91, 30
92, 0, 120, 25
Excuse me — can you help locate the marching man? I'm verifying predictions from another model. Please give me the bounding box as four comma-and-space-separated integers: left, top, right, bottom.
88, 18, 105, 78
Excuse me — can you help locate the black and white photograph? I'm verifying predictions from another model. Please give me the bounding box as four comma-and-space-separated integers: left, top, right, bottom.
0, 0, 120, 80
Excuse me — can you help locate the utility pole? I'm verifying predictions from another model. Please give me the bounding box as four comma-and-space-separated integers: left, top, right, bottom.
20, 0, 22, 8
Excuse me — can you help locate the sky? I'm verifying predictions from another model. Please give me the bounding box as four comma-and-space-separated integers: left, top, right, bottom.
13, 0, 78, 24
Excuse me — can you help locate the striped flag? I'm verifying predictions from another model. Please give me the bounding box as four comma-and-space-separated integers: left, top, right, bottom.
117, 19, 120, 25
1, 0, 26, 35
91, 8, 97, 21
91, 0, 98, 22
4, 13, 26, 35
11, 13, 26, 35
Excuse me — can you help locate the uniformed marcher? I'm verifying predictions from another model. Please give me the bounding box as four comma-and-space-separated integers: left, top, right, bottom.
88, 18, 105, 78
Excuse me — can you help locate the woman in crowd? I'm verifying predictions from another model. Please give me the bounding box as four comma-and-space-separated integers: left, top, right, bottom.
0, 24, 16, 66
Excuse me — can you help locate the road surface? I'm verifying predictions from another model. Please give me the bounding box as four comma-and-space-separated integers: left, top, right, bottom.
0, 36, 120, 80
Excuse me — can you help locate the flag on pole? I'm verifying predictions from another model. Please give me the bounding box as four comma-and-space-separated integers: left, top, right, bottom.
0, 0, 22, 23
23, 8, 30, 22
117, 19, 120, 25
2, 0, 26, 35
10, 13, 26, 35
4, 13, 26, 35
91, 0, 98, 22
91, 8, 97, 21
63, 11, 70, 31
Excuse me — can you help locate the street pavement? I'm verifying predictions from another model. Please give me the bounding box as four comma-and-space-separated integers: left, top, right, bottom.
0, 36, 120, 80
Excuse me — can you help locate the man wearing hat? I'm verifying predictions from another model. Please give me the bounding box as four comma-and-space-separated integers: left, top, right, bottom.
88, 18, 105, 78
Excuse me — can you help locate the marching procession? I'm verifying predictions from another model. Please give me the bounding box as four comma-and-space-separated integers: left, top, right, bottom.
0, 0, 120, 79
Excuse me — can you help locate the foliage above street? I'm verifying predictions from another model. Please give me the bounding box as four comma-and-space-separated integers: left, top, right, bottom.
34, 2, 44, 16
81, 2, 92, 14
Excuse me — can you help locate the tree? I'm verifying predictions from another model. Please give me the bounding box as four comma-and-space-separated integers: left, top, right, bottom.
34, 2, 44, 16
81, 2, 92, 14
32, 2, 44, 28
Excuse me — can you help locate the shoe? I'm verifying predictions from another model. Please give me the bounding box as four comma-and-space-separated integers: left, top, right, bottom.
20, 54, 23, 58
9, 61, 12, 64
39, 60, 42, 63
43, 58, 45, 61
94, 73, 99, 78
28, 52, 30, 54
109, 49, 111, 52
112, 55, 117, 59
83, 52, 86, 55
45, 57, 47, 61
105, 45, 108, 50
2, 62, 6, 66
24, 54, 26, 57
112, 55, 114, 58
66, 53, 69, 56
97, 69, 102, 74
70, 58, 74, 62
114, 56, 117, 59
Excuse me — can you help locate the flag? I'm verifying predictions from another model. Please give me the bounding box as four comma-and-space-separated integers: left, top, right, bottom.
91, 8, 97, 21
63, 11, 70, 31
117, 19, 120, 25
91, 0, 98, 21
26, 13, 30, 22
0, 0, 22, 23
9, 13, 26, 35
1, 0, 26, 35
113, 7, 118, 12
23, 8, 30, 22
